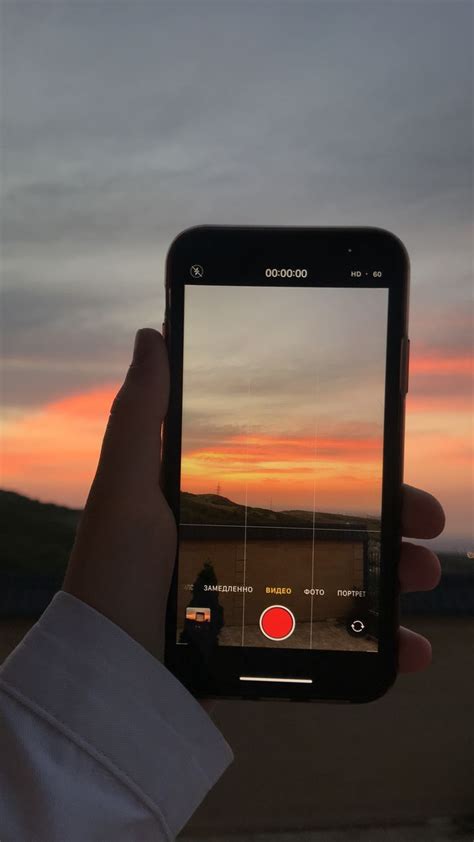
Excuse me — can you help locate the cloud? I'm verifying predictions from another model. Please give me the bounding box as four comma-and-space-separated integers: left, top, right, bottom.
410, 352, 472, 376
2, 2, 471, 262
1, 384, 116, 507
407, 346, 473, 411
1, 268, 166, 407
1, 1, 472, 540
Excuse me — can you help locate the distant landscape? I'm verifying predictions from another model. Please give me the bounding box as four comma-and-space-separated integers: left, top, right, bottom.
0, 489, 472, 620
0, 488, 471, 577
179, 491, 381, 531
0, 489, 82, 575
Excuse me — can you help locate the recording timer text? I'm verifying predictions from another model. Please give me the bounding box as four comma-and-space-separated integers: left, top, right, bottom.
265, 268, 308, 278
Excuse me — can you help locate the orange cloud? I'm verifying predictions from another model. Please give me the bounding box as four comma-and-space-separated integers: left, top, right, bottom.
183, 470, 383, 515
48, 386, 119, 419
181, 431, 384, 512
406, 349, 472, 413
407, 393, 472, 413
183, 432, 382, 471
1, 368, 471, 532
2, 383, 119, 507
410, 353, 472, 375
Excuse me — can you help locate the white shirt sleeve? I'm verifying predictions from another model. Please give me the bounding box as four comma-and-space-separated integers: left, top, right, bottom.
0, 590, 234, 842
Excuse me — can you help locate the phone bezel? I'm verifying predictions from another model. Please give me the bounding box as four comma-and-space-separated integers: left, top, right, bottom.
161, 225, 409, 703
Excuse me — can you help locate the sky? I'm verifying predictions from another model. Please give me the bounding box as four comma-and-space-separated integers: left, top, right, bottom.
182, 285, 387, 516
1, 1, 472, 549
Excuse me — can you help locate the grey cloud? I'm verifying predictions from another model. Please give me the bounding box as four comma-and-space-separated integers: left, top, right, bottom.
184, 361, 384, 406
412, 302, 474, 356
410, 374, 472, 400
2, 282, 164, 407
1, 0, 472, 412
181, 405, 384, 455
2, 365, 116, 411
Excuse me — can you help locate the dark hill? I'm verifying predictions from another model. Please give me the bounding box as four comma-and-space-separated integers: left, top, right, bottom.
0, 489, 471, 618
1, 488, 471, 579
180, 491, 378, 530
0, 489, 378, 574
0, 489, 82, 575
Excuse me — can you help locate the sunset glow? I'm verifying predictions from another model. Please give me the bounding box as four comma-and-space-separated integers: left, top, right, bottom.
409, 353, 472, 375
181, 431, 384, 512
1, 385, 117, 507
2, 0, 472, 562
1, 341, 472, 542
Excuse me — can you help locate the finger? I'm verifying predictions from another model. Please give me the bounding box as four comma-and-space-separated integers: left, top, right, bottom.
402, 484, 446, 539
398, 626, 432, 672
92, 328, 169, 497
399, 541, 441, 593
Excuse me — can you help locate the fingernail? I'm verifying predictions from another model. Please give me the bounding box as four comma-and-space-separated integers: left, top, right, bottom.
132, 328, 154, 364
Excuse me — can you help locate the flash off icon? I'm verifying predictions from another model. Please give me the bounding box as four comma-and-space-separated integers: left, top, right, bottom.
190, 264, 204, 279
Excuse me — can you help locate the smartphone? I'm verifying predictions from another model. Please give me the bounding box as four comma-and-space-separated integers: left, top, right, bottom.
162, 226, 409, 703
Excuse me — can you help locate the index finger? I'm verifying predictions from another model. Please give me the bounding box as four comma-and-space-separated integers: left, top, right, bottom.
402, 484, 445, 539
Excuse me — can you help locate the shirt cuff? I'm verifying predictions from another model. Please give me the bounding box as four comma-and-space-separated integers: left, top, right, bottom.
0, 590, 234, 839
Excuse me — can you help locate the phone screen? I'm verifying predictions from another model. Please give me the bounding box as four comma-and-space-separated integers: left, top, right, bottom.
176, 284, 388, 654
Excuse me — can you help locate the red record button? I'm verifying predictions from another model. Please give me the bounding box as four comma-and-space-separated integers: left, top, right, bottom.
259, 605, 296, 641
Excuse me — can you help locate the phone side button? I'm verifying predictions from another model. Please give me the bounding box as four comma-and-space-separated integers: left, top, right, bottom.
406, 338, 410, 393
400, 337, 409, 395
161, 320, 167, 340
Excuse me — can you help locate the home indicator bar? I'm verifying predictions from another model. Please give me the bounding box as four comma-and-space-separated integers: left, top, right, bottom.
239, 676, 313, 684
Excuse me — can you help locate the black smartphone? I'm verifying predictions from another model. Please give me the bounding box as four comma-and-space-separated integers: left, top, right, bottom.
162, 225, 409, 703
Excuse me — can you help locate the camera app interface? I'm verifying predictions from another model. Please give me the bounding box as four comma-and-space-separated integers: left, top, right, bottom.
177, 284, 388, 653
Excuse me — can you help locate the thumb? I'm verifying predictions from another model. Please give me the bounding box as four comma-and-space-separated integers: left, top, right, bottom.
92, 328, 170, 500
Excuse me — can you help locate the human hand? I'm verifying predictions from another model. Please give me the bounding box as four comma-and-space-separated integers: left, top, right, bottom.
63, 328, 177, 661
63, 327, 445, 674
